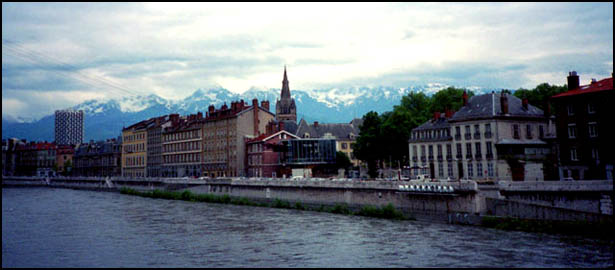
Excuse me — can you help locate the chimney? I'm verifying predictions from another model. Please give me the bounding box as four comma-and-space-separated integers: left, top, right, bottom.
567, 71, 580, 91
253, 98, 259, 136
170, 113, 179, 124
445, 109, 454, 118
522, 98, 528, 110
591, 78, 597, 84
433, 111, 440, 120
208, 105, 215, 114
279, 121, 285, 132
197, 112, 203, 119
500, 92, 509, 114
314, 121, 319, 127
221, 103, 228, 111
261, 100, 270, 111
462, 91, 468, 106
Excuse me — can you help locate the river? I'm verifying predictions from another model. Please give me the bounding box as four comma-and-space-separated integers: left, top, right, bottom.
2, 187, 613, 268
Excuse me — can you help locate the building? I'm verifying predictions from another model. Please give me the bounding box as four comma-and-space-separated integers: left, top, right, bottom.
408, 111, 455, 179
275, 66, 297, 122
296, 118, 363, 167
203, 99, 275, 177
283, 138, 337, 177
161, 113, 204, 178
550, 72, 614, 180
55, 109, 84, 145
55, 144, 75, 175
410, 91, 550, 181
147, 115, 171, 177
246, 122, 300, 178
121, 119, 149, 177
2, 138, 25, 176
15, 141, 56, 176
73, 138, 122, 177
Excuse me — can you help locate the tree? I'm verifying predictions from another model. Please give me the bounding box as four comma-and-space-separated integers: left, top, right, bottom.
335, 151, 352, 170
353, 111, 383, 178
513, 83, 567, 112
429, 87, 474, 113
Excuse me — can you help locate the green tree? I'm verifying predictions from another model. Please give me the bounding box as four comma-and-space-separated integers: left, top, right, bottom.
429, 87, 474, 113
353, 111, 383, 178
335, 151, 352, 170
513, 83, 567, 112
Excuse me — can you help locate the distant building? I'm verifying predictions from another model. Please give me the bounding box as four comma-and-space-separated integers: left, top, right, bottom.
408, 111, 455, 179
147, 115, 171, 177
246, 126, 300, 178
275, 66, 297, 122
161, 113, 204, 178
296, 118, 363, 167
73, 138, 122, 177
550, 72, 614, 180
121, 119, 149, 177
2, 138, 25, 176
15, 141, 56, 176
410, 91, 550, 181
202, 99, 275, 177
55, 109, 84, 145
55, 144, 75, 175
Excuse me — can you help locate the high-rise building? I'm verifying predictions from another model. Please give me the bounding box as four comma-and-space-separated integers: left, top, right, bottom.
55, 109, 84, 145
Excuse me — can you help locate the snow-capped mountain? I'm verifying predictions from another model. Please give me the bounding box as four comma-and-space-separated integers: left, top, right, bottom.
2, 84, 494, 142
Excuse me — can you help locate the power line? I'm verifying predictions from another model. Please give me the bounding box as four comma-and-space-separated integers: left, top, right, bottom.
2, 39, 146, 97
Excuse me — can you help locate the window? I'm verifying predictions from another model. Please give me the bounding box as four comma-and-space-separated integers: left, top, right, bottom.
539, 125, 544, 138
588, 103, 595, 114
487, 163, 494, 177
421, 145, 426, 158
513, 124, 520, 139
437, 144, 443, 159
526, 124, 532, 139
477, 163, 483, 177
570, 147, 578, 161
588, 122, 597, 137
465, 125, 471, 139
475, 142, 482, 158
486, 142, 493, 158
456, 143, 462, 158
590, 148, 599, 160
428, 145, 433, 159
342, 143, 348, 149
448, 163, 453, 177
455, 126, 461, 139
446, 144, 452, 159
467, 162, 473, 178
567, 105, 574, 116
438, 163, 444, 177
568, 124, 576, 138
466, 143, 472, 159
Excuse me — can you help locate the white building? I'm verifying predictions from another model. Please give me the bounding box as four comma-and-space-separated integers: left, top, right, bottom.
54, 109, 84, 145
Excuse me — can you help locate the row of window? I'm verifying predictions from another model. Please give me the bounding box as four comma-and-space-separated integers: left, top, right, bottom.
414, 162, 495, 178
567, 122, 598, 139
569, 147, 600, 162
163, 153, 201, 164
125, 155, 145, 167
124, 143, 145, 153
411, 141, 494, 161
512, 124, 544, 140
412, 128, 451, 140
163, 141, 201, 153
567, 103, 596, 116
163, 130, 201, 142
124, 133, 145, 143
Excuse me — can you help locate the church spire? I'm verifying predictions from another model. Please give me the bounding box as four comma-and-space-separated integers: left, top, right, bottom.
281, 65, 290, 99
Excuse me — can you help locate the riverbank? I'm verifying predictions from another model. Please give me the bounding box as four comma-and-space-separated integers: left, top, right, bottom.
119, 187, 413, 221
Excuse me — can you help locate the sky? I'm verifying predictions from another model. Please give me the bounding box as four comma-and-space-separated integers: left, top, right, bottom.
2, 2, 613, 121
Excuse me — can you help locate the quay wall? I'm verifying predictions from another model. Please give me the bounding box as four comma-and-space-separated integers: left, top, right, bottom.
3, 176, 612, 225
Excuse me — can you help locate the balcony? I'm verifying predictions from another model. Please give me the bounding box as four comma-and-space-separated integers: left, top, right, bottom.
446, 155, 452, 161
466, 154, 472, 160
428, 155, 434, 161
465, 133, 471, 140
473, 132, 481, 139
484, 132, 492, 139
456, 154, 462, 159
455, 134, 461, 140
437, 155, 443, 161
412, 157, 418, 162
475, 153, 482, 160
486, 153, 493, 159
421, 156, 426, 162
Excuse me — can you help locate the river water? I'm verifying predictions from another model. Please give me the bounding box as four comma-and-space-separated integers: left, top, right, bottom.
2, 187, 613, 268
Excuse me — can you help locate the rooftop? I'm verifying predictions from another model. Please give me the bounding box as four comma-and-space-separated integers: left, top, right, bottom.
551, 77, 613, 98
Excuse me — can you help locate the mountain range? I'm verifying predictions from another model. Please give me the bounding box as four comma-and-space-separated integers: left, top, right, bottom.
2, 84, 494, 142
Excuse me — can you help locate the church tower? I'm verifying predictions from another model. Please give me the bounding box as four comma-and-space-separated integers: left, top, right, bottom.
275, 66, 297, 122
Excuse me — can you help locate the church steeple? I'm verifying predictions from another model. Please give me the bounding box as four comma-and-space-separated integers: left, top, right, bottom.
281, 65, 290, 99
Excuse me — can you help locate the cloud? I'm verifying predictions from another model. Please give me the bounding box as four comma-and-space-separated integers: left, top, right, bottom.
1, 2, 613, 121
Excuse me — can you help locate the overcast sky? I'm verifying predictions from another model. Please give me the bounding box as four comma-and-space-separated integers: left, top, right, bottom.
2, 2, 613, 121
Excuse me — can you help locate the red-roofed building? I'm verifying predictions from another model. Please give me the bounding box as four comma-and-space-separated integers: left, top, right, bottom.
15, 141, 57, 176
245, 122, 299, 177
550, 72, 614, 180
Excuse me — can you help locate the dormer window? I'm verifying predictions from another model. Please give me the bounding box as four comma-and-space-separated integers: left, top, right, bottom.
303, 133, 310, 138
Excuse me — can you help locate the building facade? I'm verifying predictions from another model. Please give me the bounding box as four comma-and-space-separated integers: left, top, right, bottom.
55, 109, 84, 145
55, 144, 75, 175
147, 115, 171, 177
161, 113, 204, 178
296, 118, 363, 167
15, 141, 57, 176
246, 126, 299, 178
551, 72, 614, 180
203, 99, 275, 177
410, 91, 550, 181
73, 138, 122, 177
121, 120, 148, 177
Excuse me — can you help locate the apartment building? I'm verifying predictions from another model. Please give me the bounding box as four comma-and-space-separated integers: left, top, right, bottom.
161, 113, 204, 177
121, 119, 149, 177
